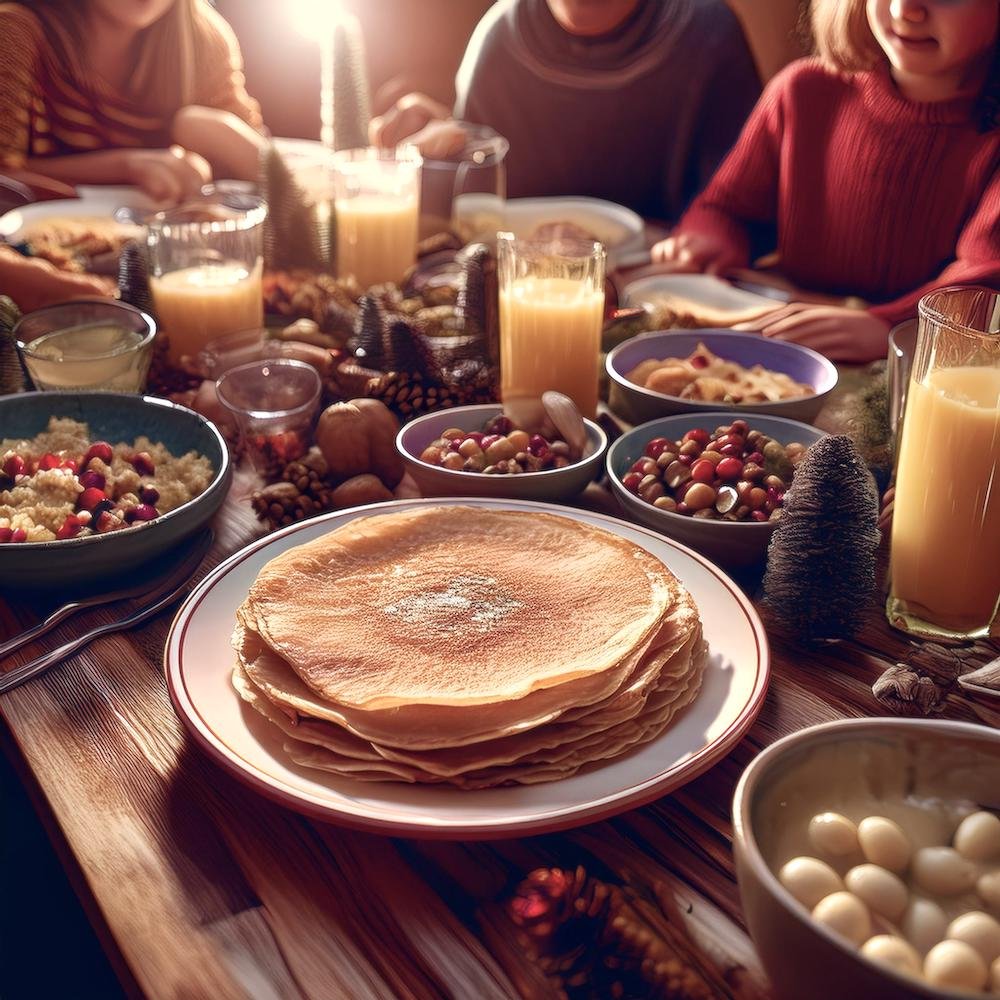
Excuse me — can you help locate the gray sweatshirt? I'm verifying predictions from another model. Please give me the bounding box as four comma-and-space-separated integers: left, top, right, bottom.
454, 0, 761, 222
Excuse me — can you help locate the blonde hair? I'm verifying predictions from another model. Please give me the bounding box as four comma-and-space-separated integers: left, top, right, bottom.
21, 0, 220, 116
810, 0, 1000, 131
810, 0, 883, 72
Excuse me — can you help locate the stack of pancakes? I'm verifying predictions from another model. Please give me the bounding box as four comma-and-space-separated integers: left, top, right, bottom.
232, 506, 707, 788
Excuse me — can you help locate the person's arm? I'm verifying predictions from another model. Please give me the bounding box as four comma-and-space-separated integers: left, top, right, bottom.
868, 169, 1000, 326
0, 246, 113, 314
669, 76, 785, 269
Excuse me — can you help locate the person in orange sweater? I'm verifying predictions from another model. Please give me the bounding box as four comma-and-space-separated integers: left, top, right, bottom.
0, 0, 267, 203
653, 0, 1000, 362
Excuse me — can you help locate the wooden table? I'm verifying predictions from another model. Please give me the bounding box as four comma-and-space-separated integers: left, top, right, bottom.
1, 375, 998, 1000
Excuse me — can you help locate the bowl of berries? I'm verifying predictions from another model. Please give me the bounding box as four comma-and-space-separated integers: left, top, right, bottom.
396, 397, 607, 502
606, 412, 826, 568
0, 392, 231, 589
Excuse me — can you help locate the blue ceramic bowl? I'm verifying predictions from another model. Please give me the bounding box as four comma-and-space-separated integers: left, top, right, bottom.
396, 404, 607, 502
607, 412, 826, 569
606, 329, 838, 425
0, 392, 231, 590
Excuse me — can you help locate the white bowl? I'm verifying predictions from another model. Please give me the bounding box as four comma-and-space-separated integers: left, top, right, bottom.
396, 404, 607, 502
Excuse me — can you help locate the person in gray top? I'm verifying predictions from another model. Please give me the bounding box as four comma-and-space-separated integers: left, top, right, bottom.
372, 0, 761, 222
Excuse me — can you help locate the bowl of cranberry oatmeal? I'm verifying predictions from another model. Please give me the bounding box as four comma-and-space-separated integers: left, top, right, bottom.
0, 392, 231, 589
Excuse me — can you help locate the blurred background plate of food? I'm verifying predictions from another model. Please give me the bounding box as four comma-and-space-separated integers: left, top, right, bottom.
606, 329, 838, 425
165, 496, 770, 838
0, 186, 154, 277
622, 273, 783, 329
500, 196, 644, 270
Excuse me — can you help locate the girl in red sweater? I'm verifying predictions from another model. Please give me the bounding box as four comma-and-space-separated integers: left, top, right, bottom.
652, 0, 1000, 362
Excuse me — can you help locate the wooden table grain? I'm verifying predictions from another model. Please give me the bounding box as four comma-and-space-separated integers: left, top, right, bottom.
1, 380, 998, 1000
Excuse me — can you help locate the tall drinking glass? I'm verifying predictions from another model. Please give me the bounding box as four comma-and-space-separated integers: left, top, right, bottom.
887, 286, 1000, 640
497, 233, 605, 418
331, 146, 421, 289
147, 192, 266, 366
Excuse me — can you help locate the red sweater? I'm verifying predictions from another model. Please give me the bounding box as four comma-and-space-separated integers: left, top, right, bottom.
677, 58, 1000, 325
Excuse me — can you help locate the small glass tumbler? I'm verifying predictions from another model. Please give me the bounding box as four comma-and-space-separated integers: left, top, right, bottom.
14, 298, 156, 392
147, 192, 266, 367
887, 286, 1000, 640
497, 232, 606, 418
215, 359, 322, 478
887, 318, 918, 437
331, 146, 422, 289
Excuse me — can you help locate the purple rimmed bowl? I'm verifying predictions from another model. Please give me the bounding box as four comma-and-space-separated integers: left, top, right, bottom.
606, 329, 838, 425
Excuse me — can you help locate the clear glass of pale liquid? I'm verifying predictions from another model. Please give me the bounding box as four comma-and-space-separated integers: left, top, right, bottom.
497, 232, 606, 418
147, 192, 266, 367
330, 146, 422, 289
887, 285, 1000, 640
15, 298, 156, 392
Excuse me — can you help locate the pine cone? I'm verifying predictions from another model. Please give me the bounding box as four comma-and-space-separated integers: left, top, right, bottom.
145, 335, 202, 396
386, 319, 443, 383
117, 240, 155, 316
282, 448, 336, 510
762, 434, 881, 642
0, 295, 27, 394
446, 357, 499, 405
454, 242, 498, 368
353, 294, 385, 366
367, 369, 431, 419
251, 481, 317, 531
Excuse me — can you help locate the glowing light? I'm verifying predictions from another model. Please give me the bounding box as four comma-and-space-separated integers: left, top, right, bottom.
289, 0, 345, 39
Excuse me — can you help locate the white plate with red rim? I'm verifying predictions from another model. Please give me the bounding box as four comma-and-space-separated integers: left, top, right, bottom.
164, 497, 769, 839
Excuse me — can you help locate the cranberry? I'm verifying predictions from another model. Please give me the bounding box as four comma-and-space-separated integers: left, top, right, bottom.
139, 486, 160, 505
479, 435, 503, 451
719, 443, 743, 457
675, 502, 690, 515
94, 510, 119, 533
690, 353, 710, 369
751, 510, 769, 522
630, 457, 658, 476
62, 458, 79, 474
131, 504, 158, 522
84, 442, 114, 466
78, 470, 106, 491
682, 428, 710, 447
691, 459, 716, 483
78, 487, 108, 512
528, 434, 549, 457
643, 437, 672, 460
0, 527, 11, 543
677, 454, 694, 466
56, 515, 83, 540
621, 471, 643, 493
130, 452, 155, 476
746, 451, 765, 465
729, 420, 750, 436
2, 454, 24, 478
10, 528, 27, 543
37, 453, 63, 471
484, 415, 514, 436
716, 457, 744, 481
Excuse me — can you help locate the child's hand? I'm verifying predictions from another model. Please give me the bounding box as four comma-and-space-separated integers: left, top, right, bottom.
650, 232, 740, 274
124, 147, 212, 205
733, 304, 891, 362
369, 93, 451, 149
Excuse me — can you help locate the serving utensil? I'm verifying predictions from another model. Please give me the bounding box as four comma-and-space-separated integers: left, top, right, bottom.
0, 529, 212, 695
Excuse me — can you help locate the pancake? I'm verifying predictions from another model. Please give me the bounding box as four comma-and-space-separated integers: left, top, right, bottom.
239, 506, 676, 711
231, 505, 709, 787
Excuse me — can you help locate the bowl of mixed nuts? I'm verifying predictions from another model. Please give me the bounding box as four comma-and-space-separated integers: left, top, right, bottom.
606, 412, 826, 568
396, 403, 607, 502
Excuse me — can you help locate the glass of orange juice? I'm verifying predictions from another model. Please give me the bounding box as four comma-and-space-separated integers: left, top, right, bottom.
147, 192, 266, 367
331, 146, 422, 289
497, 232, 606, 418
887, 285, 1000, 640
